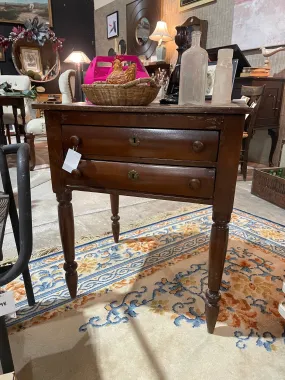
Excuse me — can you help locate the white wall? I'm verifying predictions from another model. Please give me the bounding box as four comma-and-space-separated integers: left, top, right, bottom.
94, 0, 115, 10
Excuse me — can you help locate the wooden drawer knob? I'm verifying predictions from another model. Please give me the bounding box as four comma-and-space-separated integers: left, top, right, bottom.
192, 141, 204, 153
70, 135, 81, 148
128, 170, 139, 180
189, 179, 201, 190
129, 136, 140, 147
71, 169, 82, 179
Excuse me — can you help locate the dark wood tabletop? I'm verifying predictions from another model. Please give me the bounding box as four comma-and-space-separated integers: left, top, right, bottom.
34, 102, 250, 115
41, 101, 249, 335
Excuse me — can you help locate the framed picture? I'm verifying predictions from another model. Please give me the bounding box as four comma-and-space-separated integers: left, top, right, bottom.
0, 47, 5, 62
206, 59, 239, 100
0, 0, 53, 26
179, 0, 215, 12
107, 11, 119, 39
20, 47, 43, 74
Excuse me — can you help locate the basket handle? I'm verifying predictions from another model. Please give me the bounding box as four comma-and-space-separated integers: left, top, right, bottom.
122, 78, 159, 89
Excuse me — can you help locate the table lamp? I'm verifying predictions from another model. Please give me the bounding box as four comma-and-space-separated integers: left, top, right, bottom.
64, 51, 91, 101
149, 21, 172, 62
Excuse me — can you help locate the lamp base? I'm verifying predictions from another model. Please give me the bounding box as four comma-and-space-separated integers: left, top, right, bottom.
156, 44, 166, 62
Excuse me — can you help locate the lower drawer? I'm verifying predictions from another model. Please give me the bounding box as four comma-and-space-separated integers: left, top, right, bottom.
69, 160, 216, 199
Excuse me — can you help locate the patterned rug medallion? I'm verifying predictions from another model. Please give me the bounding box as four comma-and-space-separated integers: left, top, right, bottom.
5, 208, 285, 379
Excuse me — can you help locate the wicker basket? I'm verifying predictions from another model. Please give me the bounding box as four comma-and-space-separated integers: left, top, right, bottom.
251, 167, 285, 209
82, 78, 160, 106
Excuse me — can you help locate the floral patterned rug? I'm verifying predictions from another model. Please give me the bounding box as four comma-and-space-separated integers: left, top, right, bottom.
6, 208, 285, 379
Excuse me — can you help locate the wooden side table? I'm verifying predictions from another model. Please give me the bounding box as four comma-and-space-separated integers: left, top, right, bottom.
34, 102, 249, 334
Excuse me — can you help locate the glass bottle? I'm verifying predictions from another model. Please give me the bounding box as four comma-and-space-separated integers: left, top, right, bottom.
212, 49, 233, 105
179, 31, 208, 106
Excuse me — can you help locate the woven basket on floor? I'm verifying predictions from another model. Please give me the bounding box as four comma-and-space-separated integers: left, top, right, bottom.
82, 78, 160, 106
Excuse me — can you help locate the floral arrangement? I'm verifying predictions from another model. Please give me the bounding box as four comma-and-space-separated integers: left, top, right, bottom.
0, 17, 64, 51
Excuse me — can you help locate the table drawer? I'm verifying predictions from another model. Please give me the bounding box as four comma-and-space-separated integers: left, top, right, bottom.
62, 126, 219, 162
69, 160, 216, 199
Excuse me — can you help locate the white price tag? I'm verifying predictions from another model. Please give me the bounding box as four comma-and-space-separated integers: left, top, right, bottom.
62, 149, 82, 173
0, 291, 16, 317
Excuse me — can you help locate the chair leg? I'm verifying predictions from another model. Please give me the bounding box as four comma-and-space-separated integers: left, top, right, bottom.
26, 133, 36, 171
23, 267, 35, 306
5, 125, 11, 145
0, 315, 14, 374
242, 137, 251, 181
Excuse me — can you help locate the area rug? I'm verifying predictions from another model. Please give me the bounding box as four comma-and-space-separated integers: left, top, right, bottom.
5, 208, 285, 380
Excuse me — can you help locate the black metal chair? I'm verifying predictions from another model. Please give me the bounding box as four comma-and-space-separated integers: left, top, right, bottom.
0, 143, 35, 374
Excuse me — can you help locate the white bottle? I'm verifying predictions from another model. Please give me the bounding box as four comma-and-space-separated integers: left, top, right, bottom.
179, 31, 208, 106
212, 49, 233, 105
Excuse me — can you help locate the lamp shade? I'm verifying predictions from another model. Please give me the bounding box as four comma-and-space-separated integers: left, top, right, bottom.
64, 51, 91, 64
149, 21, 172, 43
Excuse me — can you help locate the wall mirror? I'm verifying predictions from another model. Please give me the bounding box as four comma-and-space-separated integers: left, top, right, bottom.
12, 39, 60, 83
136, 18, 150, 46
127, 0, 161, 59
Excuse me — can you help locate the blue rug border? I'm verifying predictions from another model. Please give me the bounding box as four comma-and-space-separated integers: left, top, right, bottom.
29, 206, 285, 265
8, 206, 285, 326
29, 206, 212, 263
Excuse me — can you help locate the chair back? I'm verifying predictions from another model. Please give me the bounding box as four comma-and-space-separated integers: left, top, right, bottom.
241, 85, 265, 135
0, 144, 32, 287
59, 70, 76, 104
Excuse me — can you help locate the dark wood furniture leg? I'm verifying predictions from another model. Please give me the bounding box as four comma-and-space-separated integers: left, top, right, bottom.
57, 191, 78, 298
26, 133, 36, 171
6, 125, 11, 145
241, 136, 252, 181
0, 107, 6, 146
0, 315, 14, 374
110, 194, 120, 243
205, 115, 244, 333
20, 104, 26, 141
12, 106, 21, 144
268, 128, 279, 167
206, 212, 229, 333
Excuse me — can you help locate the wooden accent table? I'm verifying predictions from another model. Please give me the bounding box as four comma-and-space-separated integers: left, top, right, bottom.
34, 102, 249, 334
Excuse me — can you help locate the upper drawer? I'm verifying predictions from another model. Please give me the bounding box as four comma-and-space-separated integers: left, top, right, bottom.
62, 126, 219, 162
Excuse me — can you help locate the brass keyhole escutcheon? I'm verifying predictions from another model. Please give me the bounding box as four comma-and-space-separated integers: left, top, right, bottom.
129, 136, 140, 147
128, 170, 140, 180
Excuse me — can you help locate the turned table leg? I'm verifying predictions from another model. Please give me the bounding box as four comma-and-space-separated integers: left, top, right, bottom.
205, 212, 230, 334
110, 194, 120, 243
57, 191, 78, 298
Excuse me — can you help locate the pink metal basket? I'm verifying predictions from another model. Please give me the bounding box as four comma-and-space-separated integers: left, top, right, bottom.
84, 55, 149, 84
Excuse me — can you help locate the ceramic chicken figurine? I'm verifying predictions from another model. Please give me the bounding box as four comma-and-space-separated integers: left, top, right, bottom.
106, 58, 137, 84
